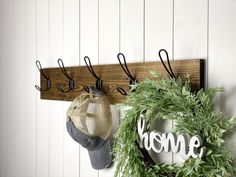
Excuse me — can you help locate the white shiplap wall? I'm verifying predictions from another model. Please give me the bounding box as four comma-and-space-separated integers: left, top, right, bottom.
0, 0, 236, 177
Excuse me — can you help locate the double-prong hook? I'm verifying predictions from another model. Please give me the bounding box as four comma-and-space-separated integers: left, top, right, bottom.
117, 53, 137, 95
84, 56, 102, 90
116, 87, 127, 96
35, 60, 51, 91
158, 49, 176, 79
57, 59, 75, 93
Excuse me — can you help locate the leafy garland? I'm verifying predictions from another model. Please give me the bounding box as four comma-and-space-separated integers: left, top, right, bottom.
113, 72, 236, 177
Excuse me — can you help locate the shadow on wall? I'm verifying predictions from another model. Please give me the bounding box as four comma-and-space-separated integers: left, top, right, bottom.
213, 86, 236, 165
214, 86, 236, 115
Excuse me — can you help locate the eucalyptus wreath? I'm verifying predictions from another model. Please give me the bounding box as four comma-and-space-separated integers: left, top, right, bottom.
113, 72, 236, 177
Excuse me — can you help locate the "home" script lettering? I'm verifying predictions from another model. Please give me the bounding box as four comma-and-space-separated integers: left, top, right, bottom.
137, 114, 205, 160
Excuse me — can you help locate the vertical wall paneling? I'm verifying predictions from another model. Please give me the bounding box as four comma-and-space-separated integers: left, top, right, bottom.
13, 0, 26, 176
99, 1, 120, 176
208, 0, 236, 164
145, 0, 173, 61
80, 0, 99, 61
145, 0, 173, 164
36, 0, 51, 176
99, 0, 119, 64
0, 0, 5, 175
64, 0, 79, 65
174, 0, 208, 60
24, 0, 37, 176
80, 0, 99, 176
49, 0, 64, 177
0, 1, 3, 174
2, 1, 236, 177
173, 0, 208, 164
0, 0, 14, 176
120, 0, 144, 61
63, 0, 80, 176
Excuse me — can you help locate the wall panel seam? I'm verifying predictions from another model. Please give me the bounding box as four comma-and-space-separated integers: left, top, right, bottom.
171, 0, 175, 165
119, 0, 121, 52
78, 0, 81, 176
62, 0, 65, 177
35, 0, 38, 176
143, 0, 145, 62
48, 0, 51, 176
206, 0, 210, 88
98, 1, 100, 176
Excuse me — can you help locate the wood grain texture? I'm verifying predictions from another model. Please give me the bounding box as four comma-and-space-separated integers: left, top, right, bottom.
40, 59, 204, 104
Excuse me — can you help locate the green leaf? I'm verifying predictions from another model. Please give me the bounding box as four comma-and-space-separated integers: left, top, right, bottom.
113, 71, 236, 177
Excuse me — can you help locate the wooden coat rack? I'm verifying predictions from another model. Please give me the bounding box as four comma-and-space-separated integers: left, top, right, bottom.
37, 58, 205, 104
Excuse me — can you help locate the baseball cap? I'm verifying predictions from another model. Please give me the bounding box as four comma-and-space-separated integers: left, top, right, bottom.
66, 89, 112, 170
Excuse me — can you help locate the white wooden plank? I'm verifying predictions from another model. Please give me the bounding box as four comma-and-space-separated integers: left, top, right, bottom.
80, 0, 99, 176
208, 0, 236, 166
98, 1, 120, 176
0, 1, 15, 176
24, 0, 37, 176
80, 0, 99, 63
36, 0, 50, 66
145, 0, 174, 165
173, 0, 208, 164
49, 0, 64, 64
174, 0, 208, 60
120, 0, 144, 62
0, 1, 5, 176
49, 102, 64, 177
36, 99, 51, 177
36, 0, 51, 176
99, 0, 119, 64
49, 0, 64, 177
64, 0, 79, 65
63, 102, 80, 177
145, 0, 173, 62
63, 0, 80, 177
13, 0, 27, 176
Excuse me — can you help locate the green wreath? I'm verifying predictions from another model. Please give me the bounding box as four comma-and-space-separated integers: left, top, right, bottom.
113, 72, 236, 177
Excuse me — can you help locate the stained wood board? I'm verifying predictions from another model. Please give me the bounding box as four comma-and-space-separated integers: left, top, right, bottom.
40, 59, 205, 104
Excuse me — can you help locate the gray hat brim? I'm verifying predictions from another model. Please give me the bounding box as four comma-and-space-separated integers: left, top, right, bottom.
66, 119, 112, 170
88, 140, 112, 170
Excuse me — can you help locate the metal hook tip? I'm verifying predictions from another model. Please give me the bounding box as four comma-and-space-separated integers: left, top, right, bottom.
57, 85, 72, 93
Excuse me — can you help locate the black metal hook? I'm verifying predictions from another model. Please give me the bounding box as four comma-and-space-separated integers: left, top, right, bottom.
158, 49, 176, 79
116, 86, 127, 96
57, 59, 75, 93
35, 60, 51, 91
83, 86, 90, 93
84, 56, 102, 90
117, 53, 137, 95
